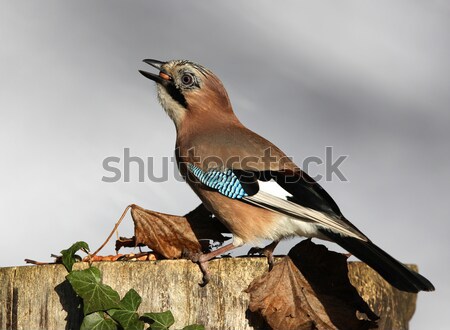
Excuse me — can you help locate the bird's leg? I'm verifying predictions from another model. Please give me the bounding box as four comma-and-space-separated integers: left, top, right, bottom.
184, 243, 237, 286
248, 240, 280, 270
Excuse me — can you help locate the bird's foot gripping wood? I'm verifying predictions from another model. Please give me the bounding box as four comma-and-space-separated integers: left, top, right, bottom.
182, 250, 211, 287
247, 241, 279, 271
183, 243, 237, 286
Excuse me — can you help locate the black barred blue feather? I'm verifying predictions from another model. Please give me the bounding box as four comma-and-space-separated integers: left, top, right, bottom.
188, 164, 248, 199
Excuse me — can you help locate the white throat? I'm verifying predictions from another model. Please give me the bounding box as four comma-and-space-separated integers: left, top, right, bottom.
157, 84, 186, 128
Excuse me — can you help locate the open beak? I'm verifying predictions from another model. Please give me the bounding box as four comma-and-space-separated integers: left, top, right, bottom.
139, 59, 172, 84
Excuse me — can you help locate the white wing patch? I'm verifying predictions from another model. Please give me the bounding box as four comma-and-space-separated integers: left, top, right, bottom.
258, 180, 292, 200
245, 182, 367, 241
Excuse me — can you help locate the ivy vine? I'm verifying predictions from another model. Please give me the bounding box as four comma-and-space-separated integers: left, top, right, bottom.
61, 241, 204, 330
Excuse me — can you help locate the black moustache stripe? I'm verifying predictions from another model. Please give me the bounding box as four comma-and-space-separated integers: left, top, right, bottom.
166, 84, 188, 108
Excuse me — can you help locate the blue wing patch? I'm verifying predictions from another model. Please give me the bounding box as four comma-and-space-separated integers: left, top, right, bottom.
188, 164, 248, 199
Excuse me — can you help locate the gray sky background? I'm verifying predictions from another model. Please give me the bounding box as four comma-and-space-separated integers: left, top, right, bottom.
1, 1, 449, 328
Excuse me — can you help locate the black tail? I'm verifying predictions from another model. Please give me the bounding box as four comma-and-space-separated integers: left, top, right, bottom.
320, 229, 435, 293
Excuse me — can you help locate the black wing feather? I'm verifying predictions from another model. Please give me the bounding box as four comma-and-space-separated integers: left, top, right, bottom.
320, 228, 435, 292
233, 169, 343, 217
271, 170, 343, 217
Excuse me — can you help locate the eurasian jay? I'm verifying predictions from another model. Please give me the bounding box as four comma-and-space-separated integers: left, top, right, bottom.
139, 59, 434, 293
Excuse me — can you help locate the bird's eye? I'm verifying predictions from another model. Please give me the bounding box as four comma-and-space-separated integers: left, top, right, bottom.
181, 73, 194, 86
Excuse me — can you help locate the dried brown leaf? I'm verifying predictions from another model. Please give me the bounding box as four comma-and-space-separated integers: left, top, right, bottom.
131, 204, 202, 259
83, 253, 157, 262
117, 252, 157, 261
246, 240, 378, 330
130, 204, 230, 259
183, 204, 230, 243
85, 254, 125, 262
289, 240, 379, 326
246, 257, 336, 330
115, 236, 146, 252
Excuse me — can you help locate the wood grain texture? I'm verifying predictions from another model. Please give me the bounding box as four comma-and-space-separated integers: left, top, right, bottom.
0, 259, 417, 330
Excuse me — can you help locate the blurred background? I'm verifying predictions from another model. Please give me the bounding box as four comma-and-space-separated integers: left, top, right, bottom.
1, 1, 449, 328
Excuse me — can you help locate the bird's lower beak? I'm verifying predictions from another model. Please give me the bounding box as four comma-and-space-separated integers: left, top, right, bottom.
139, 59, 172, 84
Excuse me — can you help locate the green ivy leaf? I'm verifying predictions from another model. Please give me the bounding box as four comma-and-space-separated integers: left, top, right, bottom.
119, 288, 142, 311
66, 266, 120, 315
142, 310, 175, 330
80, 312, 117, 330
180, 325, 205, 330
60, 241, 90, 272
108, 289, 144, 330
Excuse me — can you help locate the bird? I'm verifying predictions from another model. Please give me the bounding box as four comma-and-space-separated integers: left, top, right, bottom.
139, 59, 434, 293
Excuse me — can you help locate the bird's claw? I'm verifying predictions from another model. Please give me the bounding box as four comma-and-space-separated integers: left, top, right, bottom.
247, 246, 275, 271
182, 249, 202, 262
198, 261, 210, 287
182, 249, 211, 286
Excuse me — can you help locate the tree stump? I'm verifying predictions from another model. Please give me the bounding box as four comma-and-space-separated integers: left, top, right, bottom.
0, 258, 417, 330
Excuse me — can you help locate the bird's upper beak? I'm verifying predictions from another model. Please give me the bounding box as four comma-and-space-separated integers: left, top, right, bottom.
139, 59, 172, 84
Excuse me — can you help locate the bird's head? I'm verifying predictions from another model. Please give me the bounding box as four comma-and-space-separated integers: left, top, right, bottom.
139, 59, 235, 129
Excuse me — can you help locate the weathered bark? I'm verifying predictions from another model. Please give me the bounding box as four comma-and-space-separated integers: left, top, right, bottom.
0, 259, 417, 330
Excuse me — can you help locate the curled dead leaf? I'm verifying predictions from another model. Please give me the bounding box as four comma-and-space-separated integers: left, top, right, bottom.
115, 236, 146, 252
130, 204, 230, 259
246, 240, 378, 330
83, 253, 157, 262
183, 204, 230, 243
131, 204, 202, 259
289, 239, 379, 325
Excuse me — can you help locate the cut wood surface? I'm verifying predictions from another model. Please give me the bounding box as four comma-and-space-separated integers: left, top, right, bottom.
0, 258, 417, 330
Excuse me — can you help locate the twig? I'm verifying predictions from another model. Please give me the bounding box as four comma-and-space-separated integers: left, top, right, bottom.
89, 204, 132, 259
24, 259, 55, 265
